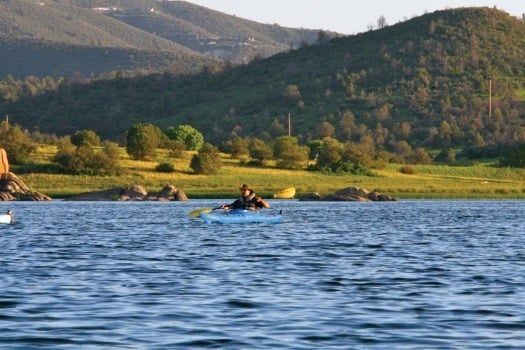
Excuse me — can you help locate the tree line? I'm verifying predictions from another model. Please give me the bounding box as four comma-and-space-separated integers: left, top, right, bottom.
2, 120, 525, 180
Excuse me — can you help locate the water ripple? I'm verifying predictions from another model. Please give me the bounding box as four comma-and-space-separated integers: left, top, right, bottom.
1, 200, 524, 348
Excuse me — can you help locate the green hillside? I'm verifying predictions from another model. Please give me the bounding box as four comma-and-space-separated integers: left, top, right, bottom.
1, 7, 524, 156
103, 0, 323, 62
0, 38, 214, 79
0, 0, 325, 78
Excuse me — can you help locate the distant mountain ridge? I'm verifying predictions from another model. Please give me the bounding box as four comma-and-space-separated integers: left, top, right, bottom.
0, 0, 328, 78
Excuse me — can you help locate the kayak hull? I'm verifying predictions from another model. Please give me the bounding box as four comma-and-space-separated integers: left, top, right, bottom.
200, 209, 282, 224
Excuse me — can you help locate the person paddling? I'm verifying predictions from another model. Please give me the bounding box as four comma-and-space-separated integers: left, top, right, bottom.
220, 184, 270, 211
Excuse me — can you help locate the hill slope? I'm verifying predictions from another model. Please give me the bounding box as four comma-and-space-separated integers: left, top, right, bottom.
0, 0, 326, 78
2, 7, 524, 154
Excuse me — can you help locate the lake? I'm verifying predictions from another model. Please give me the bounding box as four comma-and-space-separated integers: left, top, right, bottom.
1, 199, 524, 349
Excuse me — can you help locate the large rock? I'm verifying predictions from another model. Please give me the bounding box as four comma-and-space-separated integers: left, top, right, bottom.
0, 172, 52, 201
300, 186, 396, 202
66, 184, 188, 201
144, 184, 188, 201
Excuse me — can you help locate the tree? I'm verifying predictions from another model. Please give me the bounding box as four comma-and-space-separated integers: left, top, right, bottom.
283, 84, 301, 102
407, 147, 433, 165
190, 143, 221, 174
268, 118, 287, 137
165, 125, 204, 151
341, 142, 372, 167
249, 138, 273, 164
273, 136, 300, 159
166, 140, 185, 159
500, 143, 525, 168
54, 141, 121, 175
337, 111, 356, 141
316, 30, 329, 44
226, 136, 249, 159
317, 138, 343, 168
377, 15, 388, 29
67, 145, 95, 174
446, 148, 456, 164
316, 121, 335, 139
126, 123, 163, 160
0, 121, 36, 164
94, 141, 122, 175
276, 144, 309, 170
71, 129, 101, 147
392, 140, 413, 160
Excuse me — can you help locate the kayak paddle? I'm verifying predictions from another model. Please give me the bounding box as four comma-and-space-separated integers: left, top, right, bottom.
189, 207, 221, 217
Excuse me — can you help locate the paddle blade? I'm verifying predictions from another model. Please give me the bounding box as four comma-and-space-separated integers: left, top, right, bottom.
190, 208, 207, 217
189, 208, 213, 217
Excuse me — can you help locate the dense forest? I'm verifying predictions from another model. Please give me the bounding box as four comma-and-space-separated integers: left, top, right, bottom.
1, 7, 524, 165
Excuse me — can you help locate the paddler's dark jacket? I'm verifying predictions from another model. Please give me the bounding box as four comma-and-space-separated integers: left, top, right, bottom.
229, 192, 264, 211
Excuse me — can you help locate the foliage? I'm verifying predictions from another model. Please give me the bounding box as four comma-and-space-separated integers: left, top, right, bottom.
1, 7, 524, 164
53, 141, 121, 175
0, 121, 36, 164
406, 148, 434, 165
276, 145, 309, 169
400, 165, 417, 174
313, 138, 382, 175
499, 143, 525, 168
224, 136, 250, 159
166, 140, 186, 158
0, 0, 322, 79
273, 137, 309, 169
317, 138, 344, 168
273, 137, 294, 158
164, 124, 204, 151
190, 142, 221, 174
16, 144, 525, 200
71, 129, 101, 147
249, 138, 273, 163
156, 162, 175, 173
126, 123, 165, 160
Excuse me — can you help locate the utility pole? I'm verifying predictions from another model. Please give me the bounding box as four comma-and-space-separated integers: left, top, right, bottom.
288, 112, 291, 137
488, 79, 492, 119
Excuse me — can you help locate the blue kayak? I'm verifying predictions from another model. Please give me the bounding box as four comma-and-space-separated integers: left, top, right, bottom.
200, 209, 283, 224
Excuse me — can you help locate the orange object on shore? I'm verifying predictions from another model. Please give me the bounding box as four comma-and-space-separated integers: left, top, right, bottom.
0, 148, 9, 176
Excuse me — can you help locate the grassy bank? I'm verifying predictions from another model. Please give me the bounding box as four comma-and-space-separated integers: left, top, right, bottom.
13, 145, 525, 199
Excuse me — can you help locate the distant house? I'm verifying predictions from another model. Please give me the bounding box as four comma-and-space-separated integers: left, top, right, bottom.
92, 7, 121, 12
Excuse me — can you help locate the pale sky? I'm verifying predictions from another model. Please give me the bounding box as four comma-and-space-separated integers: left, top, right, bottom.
186, 0, 524, 34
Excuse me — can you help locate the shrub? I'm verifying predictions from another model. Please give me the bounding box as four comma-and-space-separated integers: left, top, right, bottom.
190, 143, 221, 174
0, 121, 36, 164
156, 162, 175, 173
71, 129, 101, 147
400, 165, 417, 174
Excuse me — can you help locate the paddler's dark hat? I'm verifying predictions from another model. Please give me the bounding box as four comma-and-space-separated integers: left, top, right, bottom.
239, 184, 253, 192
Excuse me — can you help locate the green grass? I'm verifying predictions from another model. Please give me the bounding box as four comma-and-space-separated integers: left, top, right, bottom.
515, 88, 525, 101
12, 145, 525, 199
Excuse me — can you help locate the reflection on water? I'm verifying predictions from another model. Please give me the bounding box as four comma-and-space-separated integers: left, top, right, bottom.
1, 200, 524, 349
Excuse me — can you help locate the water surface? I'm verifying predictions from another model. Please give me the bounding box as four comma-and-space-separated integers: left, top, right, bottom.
1, 200, 524, 349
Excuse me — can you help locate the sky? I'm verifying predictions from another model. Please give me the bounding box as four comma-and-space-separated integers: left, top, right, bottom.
186, 1, 524, 34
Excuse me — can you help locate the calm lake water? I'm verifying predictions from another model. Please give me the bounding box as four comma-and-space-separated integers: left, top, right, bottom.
1, 199, 524, 349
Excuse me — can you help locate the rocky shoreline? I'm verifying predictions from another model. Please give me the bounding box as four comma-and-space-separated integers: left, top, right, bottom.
65, 184, 188, 201
0, 172, 51, 201
300, 186, 396, 202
